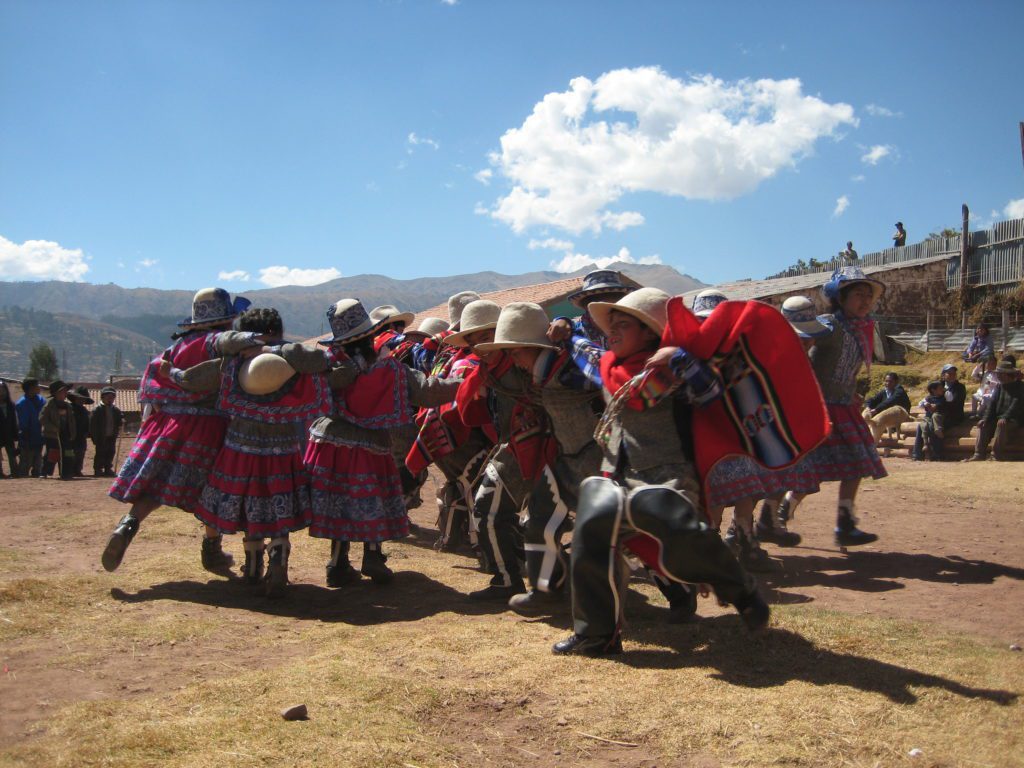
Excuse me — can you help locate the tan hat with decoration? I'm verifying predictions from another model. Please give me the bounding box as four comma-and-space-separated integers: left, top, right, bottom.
588, 287, 670, 337
444, 300, 502, 348
473, 302, 558, 353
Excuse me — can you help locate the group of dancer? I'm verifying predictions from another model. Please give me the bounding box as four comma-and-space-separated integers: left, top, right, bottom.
100, 265, 888, 654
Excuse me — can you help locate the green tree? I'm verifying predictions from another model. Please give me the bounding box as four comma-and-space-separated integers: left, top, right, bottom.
27, 342, 59, 380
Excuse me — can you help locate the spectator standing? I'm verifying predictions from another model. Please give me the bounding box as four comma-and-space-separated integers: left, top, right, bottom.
40, 380, 76, 479
0, 383, 19, 477
90, 387, 124, 477
843, 241, 859, 262
68, 386, 94, 477
15, 377, 45, 477
892, 222, 907, 247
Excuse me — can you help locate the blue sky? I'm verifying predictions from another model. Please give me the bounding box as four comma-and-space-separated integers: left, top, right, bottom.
2, 0, 1022, 290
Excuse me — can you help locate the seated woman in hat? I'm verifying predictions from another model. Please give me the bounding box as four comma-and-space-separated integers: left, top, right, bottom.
102, 287, 256, 573
307, 299, 463, 587
548, 288, 769, 656
159, 307, 337, 598
776, 268, 888, 545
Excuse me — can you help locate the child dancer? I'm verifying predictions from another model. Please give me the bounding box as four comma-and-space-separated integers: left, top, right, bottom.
554, 288, 768, 655
777, 268, 887, 545
307, 299, 462, 586
162, 307, 333, 597
102, 288, 254, 572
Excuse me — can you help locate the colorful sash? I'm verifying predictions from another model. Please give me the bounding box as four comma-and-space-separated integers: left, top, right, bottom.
217, 357, 331, 424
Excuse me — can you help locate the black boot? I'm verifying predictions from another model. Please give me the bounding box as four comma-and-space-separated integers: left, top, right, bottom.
361, 543, 394, 585
101, 513, 140, 572
201, 534, 234, 573
326, 541, 361, 587
834, 504, 878, 547
241, 538, 265, 585
265, 538, 290, 599
507, 588, 564, 616
468, 578, 526, 601
754, 500, 802, 547
552, 633, 622, 656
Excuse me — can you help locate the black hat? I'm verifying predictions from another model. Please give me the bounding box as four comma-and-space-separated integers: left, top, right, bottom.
996, 359, 1018, 374
48, 380, 70, 395
69, 385, 95, 404
100, 386, 117, 397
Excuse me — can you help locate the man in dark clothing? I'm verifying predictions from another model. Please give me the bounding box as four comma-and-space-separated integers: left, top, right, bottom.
90, 387, 123, 477
69, 386, 94, 476
0, 382, 19, 477
939, 364, 967, 429
15, 378, 45, 477
892, 222, 907, 247
862, 372, 911, 444
968, 360, 1024, 461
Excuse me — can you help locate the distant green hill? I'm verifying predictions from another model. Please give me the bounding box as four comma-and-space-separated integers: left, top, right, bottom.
0, 306, 162, 381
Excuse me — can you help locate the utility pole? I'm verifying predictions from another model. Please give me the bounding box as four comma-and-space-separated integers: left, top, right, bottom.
959, 203, 970, 299
1019, 122, 1024, 172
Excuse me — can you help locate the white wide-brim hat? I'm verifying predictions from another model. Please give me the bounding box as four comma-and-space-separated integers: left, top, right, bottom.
781, 296, 831, 339
587, 286, 670, 337
369, 304, 415, 328
403, 317, 450, 340
447, 291, 482, 330
238, 353, 298, 395
444, 300, 502, 347
473, 302, 557, 353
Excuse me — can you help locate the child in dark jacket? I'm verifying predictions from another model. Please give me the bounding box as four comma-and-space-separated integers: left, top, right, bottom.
40, 381, 76, 479
90, 387, 124, 477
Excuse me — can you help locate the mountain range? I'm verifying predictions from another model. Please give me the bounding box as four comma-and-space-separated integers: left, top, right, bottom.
0, 262, 705, 380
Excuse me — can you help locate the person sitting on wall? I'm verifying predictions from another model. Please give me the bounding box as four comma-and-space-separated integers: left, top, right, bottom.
966, 358, 1024, 462
861, 372, 911, 444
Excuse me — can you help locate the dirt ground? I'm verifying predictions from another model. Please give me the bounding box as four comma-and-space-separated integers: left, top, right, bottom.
1, 442, 1022, 766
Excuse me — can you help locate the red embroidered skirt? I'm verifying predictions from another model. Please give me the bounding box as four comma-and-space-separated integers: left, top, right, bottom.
193, 447, 312, 537
109, 411, 227, 510
304, 439, 408, 542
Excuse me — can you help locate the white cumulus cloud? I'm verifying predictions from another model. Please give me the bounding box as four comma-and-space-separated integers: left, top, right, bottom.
833, 195, 850, 217
474, 168, 493, 185
258, 266, 342, 287
528, 237, 575, 251
483, 67, 856, 234
1003, 198, 1024, 220
408, 132, 440, 151
137, 258, 159, 268
861, 144, 892, 165
218, 269, 251, 282
549, 246, 662, 274
0, 234, 90, 281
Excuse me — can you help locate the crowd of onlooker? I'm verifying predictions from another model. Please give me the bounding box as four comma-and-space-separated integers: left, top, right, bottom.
0, 378, 123, 480
860, 323, 1022, 462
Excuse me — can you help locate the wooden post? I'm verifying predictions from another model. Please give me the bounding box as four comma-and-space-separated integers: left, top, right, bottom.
961, 311, 968, 329
1003, 309, 1011, 354
960, 203, 970, 298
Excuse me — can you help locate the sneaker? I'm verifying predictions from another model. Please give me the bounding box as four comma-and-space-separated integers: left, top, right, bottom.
325, 562, 362, 588
361, 548, 394, 585
552, 633, 622, 656
101, 514, 140, 572
201, 535, 235, 573
507, 588, 564, 616
468, 581, 526, 601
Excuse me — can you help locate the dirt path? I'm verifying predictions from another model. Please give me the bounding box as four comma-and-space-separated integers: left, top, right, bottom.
1, 456, 1022, 754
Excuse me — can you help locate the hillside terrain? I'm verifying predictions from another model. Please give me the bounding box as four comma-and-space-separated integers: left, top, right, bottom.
0, 306, 162, 381
0, 264, 703, 335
